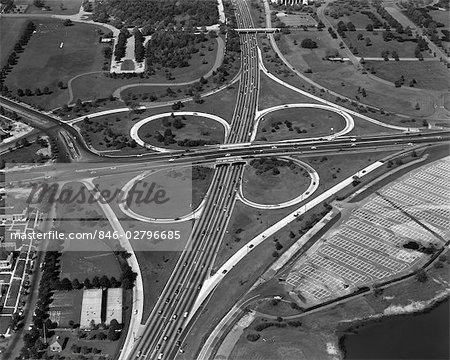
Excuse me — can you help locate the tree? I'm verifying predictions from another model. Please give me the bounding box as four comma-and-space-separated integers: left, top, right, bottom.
17, 88, 24, 97
366, 23, 374, 31
35, 88, 42, 96
300, 38, 317, 49
92, 276, 100, 288
415, 269, 428, 283
43, 86, 50, 94
365, 37, 372, 46
72, 278, 82, 289
99, 275, 111, 288
60, 277, 73, 291
107, 319, 121, 341
84, 278, 92, 288
102, 46, 112, 59
63, 19, 73, 26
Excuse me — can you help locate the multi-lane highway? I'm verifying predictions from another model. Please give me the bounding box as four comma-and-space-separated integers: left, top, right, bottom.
128, 1, 262, 359
1, 1, 449, 359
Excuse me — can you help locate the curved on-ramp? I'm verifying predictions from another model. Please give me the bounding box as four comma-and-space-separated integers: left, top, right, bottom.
237, 157, 319, 209
129, 111, 231, 152
251, 103, 354, 142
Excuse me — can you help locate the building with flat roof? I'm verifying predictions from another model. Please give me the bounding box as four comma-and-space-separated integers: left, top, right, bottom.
80, 289, 102, 328
0, 250, 13, 271
106, 287, 123, 325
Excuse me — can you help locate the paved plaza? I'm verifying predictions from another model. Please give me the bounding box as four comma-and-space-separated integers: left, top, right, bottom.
286, 157, 450, 305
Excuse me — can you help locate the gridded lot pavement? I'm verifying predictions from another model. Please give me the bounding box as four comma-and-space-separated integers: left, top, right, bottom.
287, 158, 450, 305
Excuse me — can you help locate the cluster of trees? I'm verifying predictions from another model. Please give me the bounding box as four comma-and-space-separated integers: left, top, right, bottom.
114, 28, 130, 61
301, 38, 318, 49
18, 250, 62, 359
144, 30, 211, 71
16, 86, 52, 97
0, 21, 35, 95
71, 344, 102, 355
134, 28, 145, 62
93, 0, 218, 28
403, 240, 438, 254
161, 114, 186, 129
404, 4, 445, 29
254, 319, 286, 332
250, 157, 293, 176
54, 275, 122, 291
328, 26, 338, 39
361, 10, 383, 28
80, 117, 138, 150
152, 128, 218, 147
373, 0, 404, 33
325, 0, 370, 19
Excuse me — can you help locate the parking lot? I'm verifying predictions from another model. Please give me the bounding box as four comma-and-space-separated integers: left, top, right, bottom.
286, 158, 450, 306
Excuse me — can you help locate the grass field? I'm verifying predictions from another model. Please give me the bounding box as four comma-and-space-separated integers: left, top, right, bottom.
15, 0, 83, 15
429, 9, 450, 28
60, 251, 122, 280
242, 159, 311, 205
366, 60, 450, 91
258, 73, 320, 110
0, 17, 29, 67
343, 31, 428, 58
256, 107, 346, 141
327, 11, 375, 29
72, 37, 220, 102
2, 142, 50, 165
137, 115, 225, 150
75, 81, 238, 152
5, 19, 108, 109
274, 33, 437, 117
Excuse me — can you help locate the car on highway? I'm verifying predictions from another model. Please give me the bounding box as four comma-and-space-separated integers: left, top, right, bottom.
163, 336, 168, 342
173, 314, 178, 320
176, 340, 182, 347
350, 138, 357, 142
177, 327, 183, 334
311, 146, 317, 150
183, 311, 189, 318
165, 297, 170, 303
158, 353, 163, 360
169, 158, 175, 162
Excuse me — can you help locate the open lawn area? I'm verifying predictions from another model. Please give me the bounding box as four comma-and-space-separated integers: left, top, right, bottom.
258, 73, 319, 110
242, 158, 311, 205
0, 17, 29, 67
274, 33, 437, 117
71, 36, 224, 103
15, 0, 83, 15
134, 250, 179, 322
367, 60, 450, 91
343, 31, 429, 58
429, 9, 450, 28
137, 114, 225, 150
5, 19, 109, 109
2, 142, 51, 165
77, 110, 149, 153
60, 251, 122, 280
256, 107, 346, 141
327, 11, 376, 29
